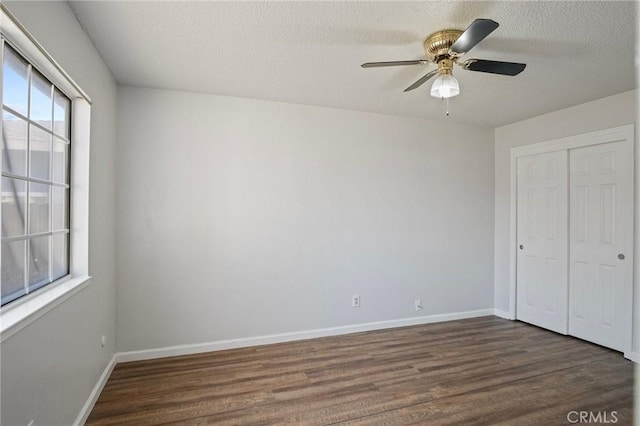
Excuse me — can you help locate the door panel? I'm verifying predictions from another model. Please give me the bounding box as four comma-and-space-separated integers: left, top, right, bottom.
568, 141, 633, 351
516, 151, 568, 334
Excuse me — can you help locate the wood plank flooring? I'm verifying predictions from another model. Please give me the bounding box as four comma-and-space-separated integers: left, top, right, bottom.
87, 316, 634, 425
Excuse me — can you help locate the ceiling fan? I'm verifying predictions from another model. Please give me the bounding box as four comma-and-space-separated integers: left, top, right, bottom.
361, 19, 526, 99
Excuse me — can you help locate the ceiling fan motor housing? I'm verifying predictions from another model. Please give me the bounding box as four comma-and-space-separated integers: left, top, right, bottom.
423, 29, 463, 62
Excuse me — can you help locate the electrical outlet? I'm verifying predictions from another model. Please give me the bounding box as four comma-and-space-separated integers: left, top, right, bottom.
414, 299, 423, 312
352, 295, 360, 308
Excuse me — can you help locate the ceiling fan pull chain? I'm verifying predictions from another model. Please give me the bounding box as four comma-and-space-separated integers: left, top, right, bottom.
446, 97, 450, 116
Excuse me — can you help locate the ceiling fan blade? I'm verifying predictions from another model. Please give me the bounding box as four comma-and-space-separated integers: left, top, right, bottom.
403, 69, 439, 92
450, 19, 499, 54
361, 60, 428, 68
463, 59, 526, 76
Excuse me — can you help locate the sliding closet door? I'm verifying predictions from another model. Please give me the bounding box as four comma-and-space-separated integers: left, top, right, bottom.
516, 151, 568, 334
569, 141, 633, 351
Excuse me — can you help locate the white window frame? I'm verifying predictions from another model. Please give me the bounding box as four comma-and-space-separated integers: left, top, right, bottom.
0, 4, 91, 341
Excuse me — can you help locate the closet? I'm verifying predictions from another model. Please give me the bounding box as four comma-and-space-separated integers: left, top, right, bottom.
514, 126, 634, 352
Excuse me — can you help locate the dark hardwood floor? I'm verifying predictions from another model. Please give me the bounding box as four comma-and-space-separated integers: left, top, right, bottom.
86, 316, 635, 425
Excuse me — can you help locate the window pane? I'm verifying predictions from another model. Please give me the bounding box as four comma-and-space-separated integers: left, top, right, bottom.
52, 233, 68, 280
2, 46, 29, 116
30, 70, 53, 130
1, 177, 27, 238
29, 182, 50, 234
2, 111, 28, 176
53, 89, 70, 138
28, 235, 50, 291
52, 138, 68, 184
2, 240, 26, 304
29, 126, 51, 180
52, 186, 68, 231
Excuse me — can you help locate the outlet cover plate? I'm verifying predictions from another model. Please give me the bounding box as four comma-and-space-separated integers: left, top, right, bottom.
352, 295, 360, 308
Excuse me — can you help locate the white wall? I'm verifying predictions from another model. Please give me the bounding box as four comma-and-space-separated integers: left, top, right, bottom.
116, 87, 495, 352
1, 2, 117, 425
493, 90, 639, 353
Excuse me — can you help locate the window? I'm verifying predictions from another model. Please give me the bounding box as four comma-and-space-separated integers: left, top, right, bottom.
1, 3, 91, 340
1, 44, 71, 306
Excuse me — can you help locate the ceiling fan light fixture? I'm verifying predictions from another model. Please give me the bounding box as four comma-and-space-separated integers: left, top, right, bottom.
430, 74, 460, 99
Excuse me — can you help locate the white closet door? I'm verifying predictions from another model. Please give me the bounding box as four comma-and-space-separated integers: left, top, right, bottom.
569, 140, 633, 351
516, 151, 568, 334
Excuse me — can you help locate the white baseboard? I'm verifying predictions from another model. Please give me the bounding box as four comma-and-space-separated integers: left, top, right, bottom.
74, 353, 117, 426
116, 308, 495, 363
624, 351, 639, 363
493, 309, 512, 320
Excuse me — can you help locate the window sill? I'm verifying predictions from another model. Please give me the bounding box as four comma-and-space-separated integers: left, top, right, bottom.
0, 275, 91, 342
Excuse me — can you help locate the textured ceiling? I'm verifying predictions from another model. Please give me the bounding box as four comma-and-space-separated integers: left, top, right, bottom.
68, 1, 637, 127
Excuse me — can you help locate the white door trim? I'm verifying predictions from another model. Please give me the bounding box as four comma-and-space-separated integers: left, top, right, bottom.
508, 124, 635, 355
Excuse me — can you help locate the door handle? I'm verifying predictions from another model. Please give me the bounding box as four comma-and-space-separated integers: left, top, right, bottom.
618, 253, 625, 260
